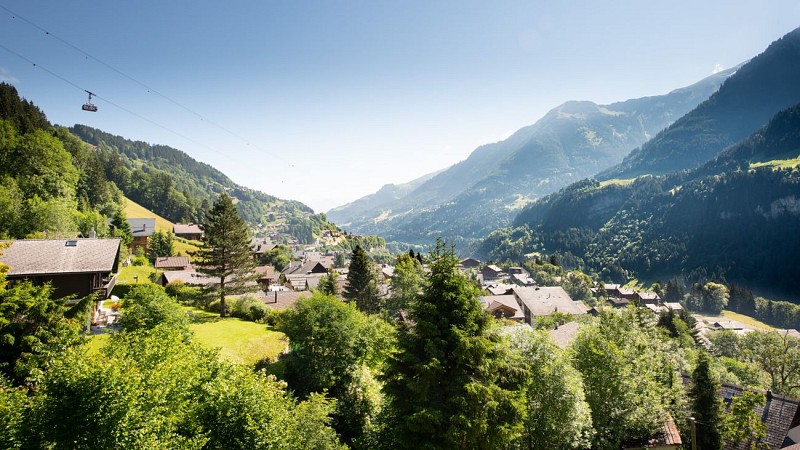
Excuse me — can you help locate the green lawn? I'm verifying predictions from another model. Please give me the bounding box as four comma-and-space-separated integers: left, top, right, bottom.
116, 264, 159, 284
750, 156, 800, 170
721, 310, 776, 331
84, 307, 287, 367
184, 306, 287, 366
123, 196, 174, 232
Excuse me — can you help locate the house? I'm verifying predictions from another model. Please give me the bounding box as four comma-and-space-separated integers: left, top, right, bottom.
512, 286, 588, 325
250, 237, 276, 259
158, 269, 216, 287
459, 258, 481, 269
507, 266, 530, 277
154, 256, 191, 271
480, 264, 505, 282
637, 291, 661, 305
285, 273, 325, 291
281, 261, 328, 277
127, 218, 156, 254
510, 273, 536, 287
260, 290, 312, 310
607, 297, 630, 308
485, 284, 515, 296
173, 223, 203, 241
481, 295, 524, 322
0, 238, 121, 299
253, 265, 277, 289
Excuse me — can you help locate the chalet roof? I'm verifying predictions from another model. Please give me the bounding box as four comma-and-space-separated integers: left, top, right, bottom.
154, 256, 190, 269
486, 284, 515, 296
1, 238, 121, 275
250, 238, 275, 254
459, 257, 481, 268
664, 302, 684, 311
160, 269, 216, 286
548, 321, 582, 349
127, 218, 156, 237
253, 265, 276, 280
173, 223, 202, 235
484, 264, 503, 273
259, 290, 312, 310
637, 291, 661, 301
622, 415, 682, 448
281, 261, 327, 276
513, 286, 588, 317
481, 294, 524, 320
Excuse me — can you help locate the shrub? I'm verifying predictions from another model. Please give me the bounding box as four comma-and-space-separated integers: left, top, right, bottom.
230, 295, 271, 322
131, 256, 148, 266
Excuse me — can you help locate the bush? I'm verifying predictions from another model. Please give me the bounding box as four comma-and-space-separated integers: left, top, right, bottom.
230, 295, 271, 322
164, 281, 202, 304
131, 256, 148, 266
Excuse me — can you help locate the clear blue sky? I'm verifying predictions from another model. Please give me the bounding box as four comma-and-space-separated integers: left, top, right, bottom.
1, 1, 798, 212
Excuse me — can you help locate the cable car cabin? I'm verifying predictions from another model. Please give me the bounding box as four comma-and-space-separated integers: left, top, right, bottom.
82, 103, 98, 112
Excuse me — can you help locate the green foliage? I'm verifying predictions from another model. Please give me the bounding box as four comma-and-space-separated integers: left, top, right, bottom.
685, 282, 729, 315
571, 308, 680, 449
25, 324, 343, 449
387, 252, 424, 315
740, 331, 800, 397
0, 281, 87, 386
317, 271, 339, 297
147, 229, 174, 262
721, 390, 769, 449
344, 245, 381, 314
691, 352, 723, 450
276, 292, 395, 444
119, 284, 189, 333
130, 255, 148, 266
382, 240, 524, 449
0, 375, 27, 448
193, 193, 258, 317
506, 328, 593, 449
229, 295, 270, 322
260, 244, 293, 272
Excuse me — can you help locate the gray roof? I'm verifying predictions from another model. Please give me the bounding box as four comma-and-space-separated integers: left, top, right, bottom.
513, 286, 588, 317
0, 238, 121, 275
154, 256, 191, 269
481, 294, 524, 320
548, 321, 583, 349
160, 270, 217, 286
173, 223, 202, 235
127, 218, 156, 237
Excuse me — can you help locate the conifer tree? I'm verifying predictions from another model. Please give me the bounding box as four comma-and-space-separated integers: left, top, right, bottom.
193, 193, 256, 317
110, 209, 133, 248
317, 270, 338, 296
344, 245, 380, 313
382, 239, 524, 448
691, 352, 723, 450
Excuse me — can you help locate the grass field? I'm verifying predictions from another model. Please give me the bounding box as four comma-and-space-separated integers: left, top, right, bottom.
116, 264, 159, 284
721, 310, 776, 331
123, 197, 174, 232
184, 306, 287, 366
750, 156, 800, 170
599, 178, 636, 188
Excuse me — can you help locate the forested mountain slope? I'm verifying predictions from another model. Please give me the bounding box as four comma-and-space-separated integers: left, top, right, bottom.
481, 102, 800, 298
329, 67, 735, 251
601, 27, 800, 179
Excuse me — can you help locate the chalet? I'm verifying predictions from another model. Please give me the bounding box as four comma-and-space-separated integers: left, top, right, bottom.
481, 295, 524, 322
127, 218, 156, 254
158, 269, 216, 287
480, 264, 505, 283
459, 258, 481, 269
607, 297, 630, 308
0, 238, 121, 299
636, 291, 661, 305
173, 223, 203, 241
260, 290, 312, 310
281, 261, 328, 277
154, 256, 191, 271
485, 284, 515, 296
605, 283, 638, 301
285, 273, 325, 291
253, 265, 277, 289
507, 266, 530, 277
512, 286, 588, 325
250, 237, 276, 259
510, 273, 536, 287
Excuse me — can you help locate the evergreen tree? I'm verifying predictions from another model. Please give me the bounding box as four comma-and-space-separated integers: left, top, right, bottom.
193, 193, 257, 317
147, 230, 174, 262
691, 352, 723, 450
110, 209, 133, 249
317, 270, 339, 296
382, 240, 524, 449
663, 279, 684, 303
344, 245, 380, 314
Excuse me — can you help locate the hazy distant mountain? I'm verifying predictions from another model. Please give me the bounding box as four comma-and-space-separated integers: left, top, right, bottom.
481, 101, 800, 297
328, 68, 736, 250
600, 27, 800, 180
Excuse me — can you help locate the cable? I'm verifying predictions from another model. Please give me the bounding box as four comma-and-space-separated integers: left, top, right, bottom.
0, 41, 232, 159
0, 4, 281, 164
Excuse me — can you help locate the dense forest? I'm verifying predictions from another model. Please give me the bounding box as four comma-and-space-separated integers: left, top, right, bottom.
479, 102, 800, 299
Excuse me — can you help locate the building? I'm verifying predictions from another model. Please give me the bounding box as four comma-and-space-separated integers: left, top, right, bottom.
459, 258, 481, 269
173, 223, 203, 241
512, 286, 588, 325
154, 256, 191, 271
481, 295, 525, 322
127, 218, 156, 254
0, 238, 121, 299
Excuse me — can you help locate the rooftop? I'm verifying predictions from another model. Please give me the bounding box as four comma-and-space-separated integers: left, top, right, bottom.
1, 238, 121, 275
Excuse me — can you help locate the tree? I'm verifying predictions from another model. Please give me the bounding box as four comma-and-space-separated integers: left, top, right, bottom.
722, 390, 769, 450
663, 279, 684, 303
110, 209, 133, 248
388, 252, 424, 315
118, 284, 188, 333
193, 193, 257, 317
382, 240, 524, 449
562, 271, 593, 302
741, 331, 800, 397
507, 328, 593, 449
690, 352, 723, 450
261, 244, 293, 272
317, 270, 339, 296
276, 293, 395, 444
344, 245, 381, 314
571, 308, 678, 449
147, 230, 174, 262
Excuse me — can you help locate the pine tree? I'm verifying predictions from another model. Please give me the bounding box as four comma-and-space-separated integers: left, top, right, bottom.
382, 240, 524, 448
317, 270, 338, 296
110, 209, 133, 248
691, 352, 723, 450
193, 193, 257, 317
343, 245, 380, 313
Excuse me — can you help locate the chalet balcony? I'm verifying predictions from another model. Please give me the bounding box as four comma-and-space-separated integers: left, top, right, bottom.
94, 274, 117, 299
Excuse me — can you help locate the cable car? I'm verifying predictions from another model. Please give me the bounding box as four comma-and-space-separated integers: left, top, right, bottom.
82, 91, 97, 112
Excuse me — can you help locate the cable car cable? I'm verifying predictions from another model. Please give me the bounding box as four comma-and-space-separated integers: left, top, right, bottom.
0, 4, 283, 166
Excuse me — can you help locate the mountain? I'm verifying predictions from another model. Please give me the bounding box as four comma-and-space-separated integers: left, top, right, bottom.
481, 101, 800, 297
69, 125, 333, 244
328, 68, 736, 251
600, 27, 800, 180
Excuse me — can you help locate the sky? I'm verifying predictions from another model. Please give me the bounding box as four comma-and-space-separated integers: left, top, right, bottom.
1, 1, 799, 212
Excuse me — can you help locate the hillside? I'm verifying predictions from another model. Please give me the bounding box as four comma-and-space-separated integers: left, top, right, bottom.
69, 125, 336, 244
328, 67, 736, 252
600, 26, 800, 179
481, 102, 800, 298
